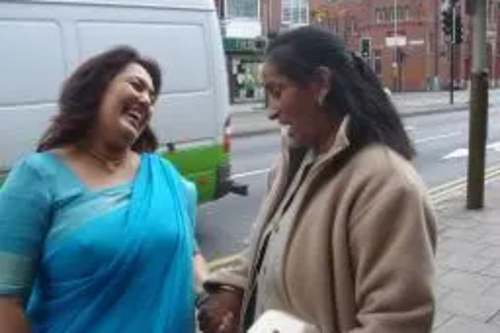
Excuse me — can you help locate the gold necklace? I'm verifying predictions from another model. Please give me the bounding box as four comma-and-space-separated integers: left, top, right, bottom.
85, 148, 129, 172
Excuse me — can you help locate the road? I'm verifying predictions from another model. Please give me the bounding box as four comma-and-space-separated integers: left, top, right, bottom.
196, 107, 500, 261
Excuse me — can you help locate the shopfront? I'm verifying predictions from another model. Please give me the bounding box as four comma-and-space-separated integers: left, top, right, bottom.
223, 37, 265, 104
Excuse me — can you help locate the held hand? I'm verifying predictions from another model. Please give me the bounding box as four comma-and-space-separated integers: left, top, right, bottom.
217, 311, 236, 333
197, 289, 243, 333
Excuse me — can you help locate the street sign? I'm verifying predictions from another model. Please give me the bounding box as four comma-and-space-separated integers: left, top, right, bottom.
385, 36, 407, 47
409, 40, 425, 46
224, 37, 260, 53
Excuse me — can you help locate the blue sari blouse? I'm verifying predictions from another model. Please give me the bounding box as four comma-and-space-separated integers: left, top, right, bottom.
0, 152, 196, 333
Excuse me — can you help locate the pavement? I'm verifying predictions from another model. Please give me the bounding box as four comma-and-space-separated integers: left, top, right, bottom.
229, 89, 498, 138
432, 175, 500, 332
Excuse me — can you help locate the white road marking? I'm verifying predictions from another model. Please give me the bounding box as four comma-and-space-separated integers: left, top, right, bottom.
415, 131, 461, 144
443, 148, 469, 160
231, 168, 271, 180
232, 132, 467, 177
442, 140, 500, 160
487, 141, 500, 152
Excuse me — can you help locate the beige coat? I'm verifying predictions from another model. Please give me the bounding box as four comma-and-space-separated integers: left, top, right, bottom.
208, 120, 437, 333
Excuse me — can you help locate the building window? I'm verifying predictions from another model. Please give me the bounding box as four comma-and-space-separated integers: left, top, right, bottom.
399, 5, 411, 21
282, 0, 309, 25
488, 0, 498, 25
390, 8, 396, 22
488, 0, 493, 24
377, 8, 385, 23
328, 18, 339, 33
375, 7, 389, 24
394, 6, 405, 22
415, 4, 422, 21
376, 5, 411, 23
405, 6, 411, 21
346, 17, 357, 33
226, 0, 258, 19
384, 8, 391, 22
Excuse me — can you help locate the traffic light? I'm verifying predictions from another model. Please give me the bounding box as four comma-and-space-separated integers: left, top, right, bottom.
454, 13, 463, 44
442, 0, 463, 45
442, 8, 453, 39
360, 38, 371, 59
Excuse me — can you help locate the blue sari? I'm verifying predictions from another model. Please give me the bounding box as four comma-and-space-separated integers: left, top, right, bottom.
0, 153, 195, 333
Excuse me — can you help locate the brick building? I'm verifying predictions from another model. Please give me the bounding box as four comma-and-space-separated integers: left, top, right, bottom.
214, 0, 265, 103
261, 0, 310, 34
260, 0, 281, 35
310, 0, 500, 91
214, 0, 311, 103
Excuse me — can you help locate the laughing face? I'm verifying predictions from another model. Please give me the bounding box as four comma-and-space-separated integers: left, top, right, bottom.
96, 62, 156, 148
262, 62, 323, 147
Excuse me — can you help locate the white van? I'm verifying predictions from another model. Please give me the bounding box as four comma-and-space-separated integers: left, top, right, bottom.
0, 0, 247, 202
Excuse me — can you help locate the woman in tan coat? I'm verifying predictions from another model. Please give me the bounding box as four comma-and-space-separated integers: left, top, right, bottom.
198, 26, 437, 333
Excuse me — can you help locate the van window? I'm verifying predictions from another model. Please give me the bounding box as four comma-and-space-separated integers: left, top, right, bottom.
0, 20, 65, 105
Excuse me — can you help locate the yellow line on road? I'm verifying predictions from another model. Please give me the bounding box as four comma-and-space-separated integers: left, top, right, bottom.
207, 165, 500, 270
428, 164, 500, 196
427, 177, 467, 195
430, 182, 469, 205
486, 168, 500, 183
430, 165, 500, 204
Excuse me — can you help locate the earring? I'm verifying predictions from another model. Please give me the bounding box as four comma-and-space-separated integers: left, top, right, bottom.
317, 94, 325, 107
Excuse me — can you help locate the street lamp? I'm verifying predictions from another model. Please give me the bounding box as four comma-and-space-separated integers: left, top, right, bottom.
393, 0, 398, 41
393, 0, 401, 92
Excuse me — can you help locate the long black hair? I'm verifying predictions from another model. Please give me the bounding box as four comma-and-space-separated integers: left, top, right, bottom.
37, 45, 162, 153
265, 26, 415, 160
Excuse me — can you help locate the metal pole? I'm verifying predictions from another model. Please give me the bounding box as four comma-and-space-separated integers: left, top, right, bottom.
433, 0, 440, 90
268, 0, 272, 33
467, 0, 488, 209
264, 0, 270, 108
450, 5, 456, 104
393, 0, 398, 91
493, 2, 498, 87
394, 0, 398, 34
262, 2, 268, 35
450, 42, 454, 104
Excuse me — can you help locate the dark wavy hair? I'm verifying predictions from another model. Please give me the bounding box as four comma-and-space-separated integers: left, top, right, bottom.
265, 26, 415, 160
37, 45, 162, 153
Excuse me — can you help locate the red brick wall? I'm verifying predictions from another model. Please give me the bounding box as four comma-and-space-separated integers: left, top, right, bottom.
261, 0, 283, 35
310, 0, 436, 91
212, 0, 500, 90
310, 0, 500, 91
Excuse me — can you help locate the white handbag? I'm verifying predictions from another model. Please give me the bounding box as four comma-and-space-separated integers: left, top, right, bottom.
248, 310, 319, 333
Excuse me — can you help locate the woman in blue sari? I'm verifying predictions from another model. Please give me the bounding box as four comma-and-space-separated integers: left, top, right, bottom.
0, 46, 196, 332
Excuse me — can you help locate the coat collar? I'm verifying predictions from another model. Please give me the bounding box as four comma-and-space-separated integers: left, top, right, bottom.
281, 116, 351, 164
325, 116, 351, 159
